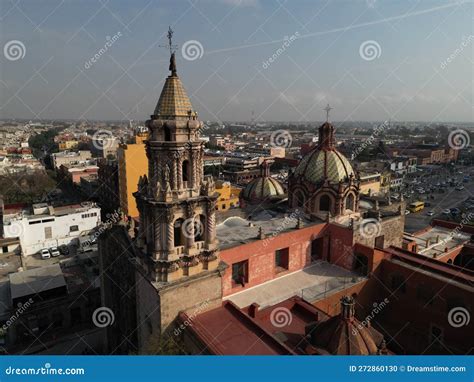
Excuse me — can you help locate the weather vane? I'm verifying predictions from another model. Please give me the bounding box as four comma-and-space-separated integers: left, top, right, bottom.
324, 104, 332, 122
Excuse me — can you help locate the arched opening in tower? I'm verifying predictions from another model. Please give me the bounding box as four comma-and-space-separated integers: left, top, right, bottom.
294, 190, 305, 208
173, 218, 185, 247
345, 193, 355, 212
182, 160, 190, 184
164, 125, 171, 141
195, 214, 206, 242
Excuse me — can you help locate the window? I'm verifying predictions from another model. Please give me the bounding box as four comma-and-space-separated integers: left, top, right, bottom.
391, 274, 406, 293
275, 248, 289, 271
174, 219, 185, 247
182, 160, 190, 183
70, 225, 79, 232
345, 193, 355, 211
232, 260, 248, 287
44, 226, 52, 239
319, 194, 331, 212
2, 246, 8, 253
374, 235, 385, 248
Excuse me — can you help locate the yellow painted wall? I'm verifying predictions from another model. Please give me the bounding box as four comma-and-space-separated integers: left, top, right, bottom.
360, 179, 381, 195
58, 140, 79, 151
118, 134, 148, 217
215, 181, 241, 211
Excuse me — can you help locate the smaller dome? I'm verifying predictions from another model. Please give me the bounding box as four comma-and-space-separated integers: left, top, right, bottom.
241, 177, 285, 202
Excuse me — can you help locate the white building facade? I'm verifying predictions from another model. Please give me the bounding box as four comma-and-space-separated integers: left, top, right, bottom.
3, 202, 101, 256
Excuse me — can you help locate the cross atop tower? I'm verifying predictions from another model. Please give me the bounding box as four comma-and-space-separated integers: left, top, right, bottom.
160, 26, 178, 56
324, 104, 332, 122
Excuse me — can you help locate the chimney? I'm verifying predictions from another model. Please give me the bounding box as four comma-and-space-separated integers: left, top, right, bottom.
248, 303, 260, 318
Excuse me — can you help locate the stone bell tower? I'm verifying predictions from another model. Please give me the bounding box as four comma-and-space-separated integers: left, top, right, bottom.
134, 52, 219, 283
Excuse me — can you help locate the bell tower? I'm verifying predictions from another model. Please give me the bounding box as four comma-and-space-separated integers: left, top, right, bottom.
134, 47, 219, 283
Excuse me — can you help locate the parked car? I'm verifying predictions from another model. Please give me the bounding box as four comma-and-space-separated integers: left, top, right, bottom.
426, 210, 435, 216
40, 249, 51, 259
442, 209, 451, 215
455, 186, 465, 191
49, 247, 60, 257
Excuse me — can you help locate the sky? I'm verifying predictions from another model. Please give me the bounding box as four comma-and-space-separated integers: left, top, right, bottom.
0, 0, 473, 123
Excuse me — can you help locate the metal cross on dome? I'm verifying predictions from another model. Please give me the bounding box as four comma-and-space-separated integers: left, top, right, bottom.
324, 104, 332, 122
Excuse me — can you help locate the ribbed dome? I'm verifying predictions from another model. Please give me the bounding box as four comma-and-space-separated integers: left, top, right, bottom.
241, 177, 285, 202
294, 148, 354, 185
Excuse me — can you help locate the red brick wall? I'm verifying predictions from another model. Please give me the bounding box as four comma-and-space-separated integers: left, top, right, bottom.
220, 223, 328, 296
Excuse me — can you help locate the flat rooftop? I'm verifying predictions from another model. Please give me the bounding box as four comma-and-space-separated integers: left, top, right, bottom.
405, 226, 470, 258
224, 260, 365, 309
9, 264, 66, 300
216, 209, 315, 250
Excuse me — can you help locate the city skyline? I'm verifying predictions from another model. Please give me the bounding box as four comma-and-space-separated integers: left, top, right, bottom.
0, 0, 473, 123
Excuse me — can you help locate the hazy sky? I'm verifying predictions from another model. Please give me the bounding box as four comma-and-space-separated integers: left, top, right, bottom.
0, 0, 472, 123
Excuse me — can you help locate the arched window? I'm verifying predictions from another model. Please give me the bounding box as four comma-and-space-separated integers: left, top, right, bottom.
195, 215, 206, 242
345, 193, 355, 211
174, 218, 185, 247
319, 194, 331, 212
294, 190, 305, 207
164, 125, 171, 142
182, 160, 190, 183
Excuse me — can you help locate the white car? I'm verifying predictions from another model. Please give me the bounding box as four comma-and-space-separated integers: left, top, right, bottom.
49, 247, 60, 257
40, 249, 51, 259
442, 209, 451, 215
426, 211, 435, 216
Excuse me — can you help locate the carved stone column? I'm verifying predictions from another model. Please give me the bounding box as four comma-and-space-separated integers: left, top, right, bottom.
206, 201, 216, 247
176, 151, 182, 191
166, 208, 174, 253
171, 157, 178, 190
186, 203, 195, 251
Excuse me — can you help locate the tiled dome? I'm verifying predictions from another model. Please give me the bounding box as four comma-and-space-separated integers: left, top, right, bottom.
241, 176, 285, 202
294, 147, 354, 185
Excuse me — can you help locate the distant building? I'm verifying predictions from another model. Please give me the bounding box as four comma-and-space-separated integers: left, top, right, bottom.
58, 163, 99, 184
215, 181, 241, 211
50, 150, 92, 170
2, 202, 100, 256
58, 140, 79, 151
117, 132, 148, 217
97, 158, 120, 215
91, 136, 119, 159
359, 172, 381, 196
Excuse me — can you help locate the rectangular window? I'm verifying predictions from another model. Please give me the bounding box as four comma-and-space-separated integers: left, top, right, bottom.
231, 260, 248, 287
44, 226, 52, 239
2, 246, 8, 253
275, 248, 289, 271
70, 225, 79, 232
